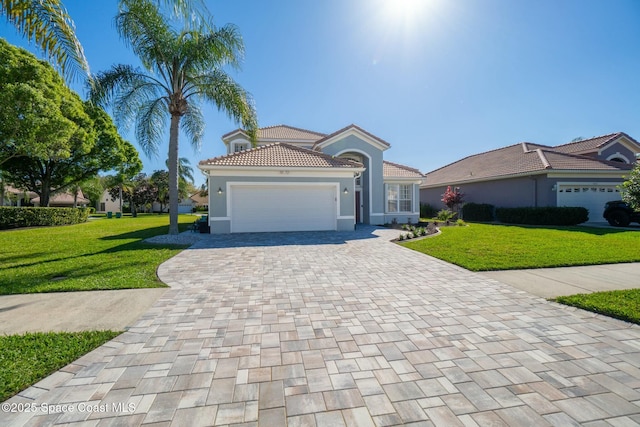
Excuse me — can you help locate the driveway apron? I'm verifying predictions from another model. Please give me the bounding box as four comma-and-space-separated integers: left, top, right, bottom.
4, 227, 640, 426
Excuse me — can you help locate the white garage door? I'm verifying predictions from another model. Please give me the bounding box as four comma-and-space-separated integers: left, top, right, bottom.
557, 184, 622, 221
230, 184, 337, 233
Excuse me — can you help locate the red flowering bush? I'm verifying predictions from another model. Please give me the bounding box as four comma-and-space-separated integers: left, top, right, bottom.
441, 186, 464, 211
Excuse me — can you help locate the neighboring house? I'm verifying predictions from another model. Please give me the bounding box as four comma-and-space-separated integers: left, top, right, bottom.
189, 192, 208, 210
198, 124, 424, 233
1, 186, 36, 206
151, 199, 194, 214
32, 190, 90, 208
97, 190, 194, 214
97, 190, 122, 213
421, 132, 639, 220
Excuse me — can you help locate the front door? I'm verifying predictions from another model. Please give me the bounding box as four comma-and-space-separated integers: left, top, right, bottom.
355, 191, 361, 223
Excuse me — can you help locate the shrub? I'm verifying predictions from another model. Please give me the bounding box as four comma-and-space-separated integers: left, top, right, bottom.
436, 209, 456, 221
0, 207, 89, 229
456, 219, 466, 226
420, 203, 437, 218
495, 206, 588, 226
462, 203, 494, 222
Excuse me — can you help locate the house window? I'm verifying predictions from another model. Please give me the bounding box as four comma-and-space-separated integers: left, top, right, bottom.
100, 202, 105, 211
234, 143, 249, 152
386, 184, 413, 213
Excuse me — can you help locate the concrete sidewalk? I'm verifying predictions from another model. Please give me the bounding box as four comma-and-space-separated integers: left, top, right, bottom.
481, 263, 640, 299
0, 288, 167, 334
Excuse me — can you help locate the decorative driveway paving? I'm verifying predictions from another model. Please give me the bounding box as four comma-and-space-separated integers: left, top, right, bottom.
4, 227, 640, 426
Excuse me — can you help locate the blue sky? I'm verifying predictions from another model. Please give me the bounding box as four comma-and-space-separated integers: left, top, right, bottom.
2, 0, 640, 187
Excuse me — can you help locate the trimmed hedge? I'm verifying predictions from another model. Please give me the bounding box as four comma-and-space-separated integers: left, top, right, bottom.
0, 207, 89, 229
420, 203, 438, 218
495, 206, 588, 226
462, 203, 494, 222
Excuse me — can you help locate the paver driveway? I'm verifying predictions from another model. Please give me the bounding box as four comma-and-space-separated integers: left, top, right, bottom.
4, 227, 640, 426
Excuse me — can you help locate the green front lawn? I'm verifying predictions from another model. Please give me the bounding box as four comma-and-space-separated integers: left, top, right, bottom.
554, 289, 640, 325
0, 214, 193, 294
0, 331, 121, 402
401, 223, 640, 271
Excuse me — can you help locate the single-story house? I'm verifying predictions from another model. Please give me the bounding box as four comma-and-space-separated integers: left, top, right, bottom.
97, 190, 195, 214
97, 189, 121, 213
189, 192, 208, 210
1, 186, 36, 206
198, 124, 424, 233
421, 132, 639, 220
32, 190, 89, 208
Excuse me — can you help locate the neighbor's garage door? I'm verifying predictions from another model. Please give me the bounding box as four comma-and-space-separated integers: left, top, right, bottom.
230, 184, 337, 233
557, 184, 622, 221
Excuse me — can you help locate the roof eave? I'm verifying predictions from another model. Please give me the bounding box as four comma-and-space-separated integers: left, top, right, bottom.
420, 170, 550, 188
198, 164, 366, 173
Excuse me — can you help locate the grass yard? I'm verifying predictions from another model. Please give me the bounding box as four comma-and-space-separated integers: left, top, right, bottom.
0, 330, 121, 401
402, 223, 640, 271
0, 214, 193, 294
554, 289, 640, 325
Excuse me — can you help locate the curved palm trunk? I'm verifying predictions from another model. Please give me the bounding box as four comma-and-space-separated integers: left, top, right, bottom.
168, 114, 181, 235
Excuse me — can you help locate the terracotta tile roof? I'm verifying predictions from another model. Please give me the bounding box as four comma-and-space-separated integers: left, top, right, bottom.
200, 143, 363, 169
552, 133, 624, 154
313, 124, 391, 149
222, 125, 326, 142
32, 191, 90, 205
189, 193, 208, 205
542, 150, 634, 170
258, 125, 326, 141
424, 141, 633, 187
383, 161, 424, 178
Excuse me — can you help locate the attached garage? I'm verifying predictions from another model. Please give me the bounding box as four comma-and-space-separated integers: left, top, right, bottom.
557, 183, 623, 221
199, 143, 365, 234
230, 184, 337, 233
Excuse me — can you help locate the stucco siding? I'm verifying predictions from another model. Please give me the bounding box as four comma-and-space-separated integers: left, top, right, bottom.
320, 134, 386, 224
421, 175, 627, 213
421, 176, 542, 210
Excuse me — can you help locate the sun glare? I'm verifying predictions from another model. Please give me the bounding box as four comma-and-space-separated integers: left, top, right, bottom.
384, 0, 427, 22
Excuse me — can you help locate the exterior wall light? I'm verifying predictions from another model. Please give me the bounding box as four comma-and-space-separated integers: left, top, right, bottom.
343, 187, 349, 194
217, 187, 223, 195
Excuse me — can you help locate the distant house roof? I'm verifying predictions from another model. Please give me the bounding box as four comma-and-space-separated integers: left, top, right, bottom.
4, 186, 37, 197
199, 142, 364, 169
32, 191, 90, 205
383, 161, 424, 178
424, 136, 635, 187
189, 193, 208, 205
222, 125, 326, 142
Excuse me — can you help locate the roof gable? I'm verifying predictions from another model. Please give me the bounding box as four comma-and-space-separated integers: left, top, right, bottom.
313, 124, 391, 152
199, 142, 363, 169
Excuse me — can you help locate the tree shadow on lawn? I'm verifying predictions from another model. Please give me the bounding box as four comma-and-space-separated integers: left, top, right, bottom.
504, 224, 637, 236
99, 224, 190, 241
0, 256, 168, 294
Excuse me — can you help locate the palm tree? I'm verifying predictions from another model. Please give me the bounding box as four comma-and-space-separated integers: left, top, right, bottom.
166, 157, 194, 184
1, 0, 206, 81
0, 0, 87, 81
90, 0, 257, 235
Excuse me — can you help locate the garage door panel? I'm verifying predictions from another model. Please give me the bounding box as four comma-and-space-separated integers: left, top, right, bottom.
557, 185, 622, 221
231, 185, 337, 233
